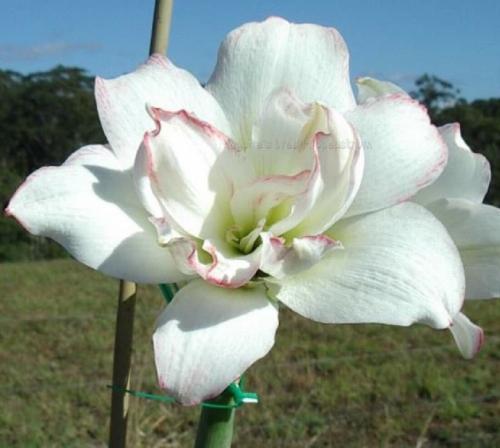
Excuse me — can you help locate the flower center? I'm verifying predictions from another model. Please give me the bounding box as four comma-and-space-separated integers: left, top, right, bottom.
221, 100, 332, 255
225, 218, 266, 254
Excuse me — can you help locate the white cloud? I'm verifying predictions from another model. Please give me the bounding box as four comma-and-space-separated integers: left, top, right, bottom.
0, 41, 101, 61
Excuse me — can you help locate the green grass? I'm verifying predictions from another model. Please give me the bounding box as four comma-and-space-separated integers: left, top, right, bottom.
1, 259, 499, 447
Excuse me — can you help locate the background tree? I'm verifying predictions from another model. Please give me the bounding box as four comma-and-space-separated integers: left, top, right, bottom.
0, 67, 104, 261
410, 73, 463, 117
1, 66, 104, 175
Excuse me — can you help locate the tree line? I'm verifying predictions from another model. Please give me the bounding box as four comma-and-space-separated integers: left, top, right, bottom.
0, 66, 104, 261
0, 68, 499, 261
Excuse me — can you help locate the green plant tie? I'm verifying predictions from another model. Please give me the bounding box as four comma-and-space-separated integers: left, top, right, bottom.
108, 377, 258, 409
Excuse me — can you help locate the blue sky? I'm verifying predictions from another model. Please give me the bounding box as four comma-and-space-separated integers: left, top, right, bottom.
1, 0, 499, 100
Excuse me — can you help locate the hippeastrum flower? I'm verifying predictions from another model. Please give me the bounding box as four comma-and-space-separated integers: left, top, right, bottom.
6, 18, 497, 405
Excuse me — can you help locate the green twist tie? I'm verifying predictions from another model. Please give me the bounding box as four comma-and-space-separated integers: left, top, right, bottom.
203, 380, 259, 409
107, 385, 176, 404
108, 377, 258, 409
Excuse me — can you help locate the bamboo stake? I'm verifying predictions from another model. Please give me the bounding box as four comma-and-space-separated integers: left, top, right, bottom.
149, 0, 174, 55
109, 280, 136, 447
108, 2, 173, 447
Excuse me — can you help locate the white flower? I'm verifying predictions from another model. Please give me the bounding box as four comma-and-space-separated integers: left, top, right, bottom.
6, 18, 496, 405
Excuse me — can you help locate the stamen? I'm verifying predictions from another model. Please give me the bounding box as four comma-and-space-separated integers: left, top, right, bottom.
225, 225, 242, 250
225, 220, 266, 254
239, 218, 266, 253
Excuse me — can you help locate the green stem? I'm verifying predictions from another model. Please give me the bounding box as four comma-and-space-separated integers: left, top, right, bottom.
194, 392, 236, 448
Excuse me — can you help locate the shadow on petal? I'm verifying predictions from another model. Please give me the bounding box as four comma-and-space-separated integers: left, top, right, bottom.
157, 283, 274, 332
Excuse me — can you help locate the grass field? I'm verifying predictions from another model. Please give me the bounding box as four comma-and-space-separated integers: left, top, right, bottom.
1, 259, 499, 447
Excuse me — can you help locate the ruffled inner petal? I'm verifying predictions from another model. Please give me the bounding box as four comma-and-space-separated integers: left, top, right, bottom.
167, 237, 261, 288
130, 82, 361, 289
134, 107, 238, 240
260, 232, 342, 279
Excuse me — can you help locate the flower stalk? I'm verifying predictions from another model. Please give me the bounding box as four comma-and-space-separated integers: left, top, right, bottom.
194, 392, 236, 448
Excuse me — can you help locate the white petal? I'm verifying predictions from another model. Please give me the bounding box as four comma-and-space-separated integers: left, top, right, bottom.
265, 139, 322, 236
5, 145, 185, 283
136, 108, 236, 239
236, 89, 363, 237
148, 217, 184, 246
353, 81, 490, 208
207, 17, 355, 146
252, 88, 318, 150
194, 240, 260, 288
266, 111, 363, 237
260, 233, 342, 279
230, 168, 311, 233
426, 198, 500, 299
345, 94, 447, 216
355, 76, 407, 103
413, 123, 491, 205
96, 54, 230, 169
153, 280, 278, 405
133, 142, 164, 218
168, 238, 261, 288
450, 312, 484, 359
250, 88, 320, 176
273, 203, 464, 328
286, 109, 364, 236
